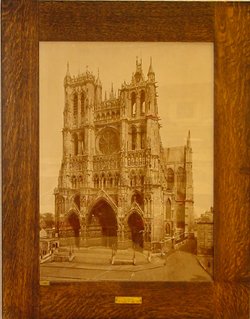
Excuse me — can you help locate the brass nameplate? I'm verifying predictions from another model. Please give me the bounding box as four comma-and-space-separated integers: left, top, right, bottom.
115, 296, 142, 304
40, 280, 50, 286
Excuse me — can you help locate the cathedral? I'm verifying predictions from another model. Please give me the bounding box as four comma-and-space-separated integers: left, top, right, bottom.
55, 58, 194, 249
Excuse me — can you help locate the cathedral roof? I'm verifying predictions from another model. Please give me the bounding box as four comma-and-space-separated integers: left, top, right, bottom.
163, 146, 185, 163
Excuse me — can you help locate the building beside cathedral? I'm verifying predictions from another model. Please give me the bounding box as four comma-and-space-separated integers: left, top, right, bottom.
54, 58, 194, 249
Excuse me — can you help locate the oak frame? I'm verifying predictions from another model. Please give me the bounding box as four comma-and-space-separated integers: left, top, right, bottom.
2, 1, 250, 318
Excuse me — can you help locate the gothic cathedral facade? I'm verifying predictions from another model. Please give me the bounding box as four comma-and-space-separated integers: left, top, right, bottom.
55, 58, 194, 248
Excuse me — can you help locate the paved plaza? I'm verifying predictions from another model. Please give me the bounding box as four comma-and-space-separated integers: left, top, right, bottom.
40, 247, 212, 282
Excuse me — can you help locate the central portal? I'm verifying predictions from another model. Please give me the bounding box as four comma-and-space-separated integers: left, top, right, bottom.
87, 200, 117, 247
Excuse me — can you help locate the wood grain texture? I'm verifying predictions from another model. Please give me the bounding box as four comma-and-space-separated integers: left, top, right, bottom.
38, 1, 214, 42
2, 1, 250, 318
213, 283, 249, 319
40, 282, 214, 319
2, 1, 39, 318
214, 3, 250, 282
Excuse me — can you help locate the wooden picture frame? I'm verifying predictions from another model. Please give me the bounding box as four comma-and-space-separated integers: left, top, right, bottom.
2, 1, 249, 318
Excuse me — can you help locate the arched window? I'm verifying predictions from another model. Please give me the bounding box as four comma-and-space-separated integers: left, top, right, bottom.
131, 126, 137, 150
73, 93, 78, 117
107, 173, 112, 188
71, 175, 77, 188
78, 175, 83, 187
141, 126, 146, 149
167, 168, 174, 190
101, 173, 105, 188
79, 132, 84, 154
115, 173, 120, 186
166, 199, 171, 220
94, 175, 100, 188
131, 92, 136, 117
140, 91, 145, 115
80, 92, 85, 116
72, 133, 78, 155
140, 175, 144, 186
177, 167, 186, 200
93, 175, 97, 188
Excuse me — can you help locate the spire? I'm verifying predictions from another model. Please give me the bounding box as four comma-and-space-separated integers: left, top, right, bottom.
187, 130, 191, 148
66, 61, 70, 77
148, 57, 154, 75
110, 83, 114, 99
96, 68, 101, 86
135, 56, 142, 73
64, 61, 71, 86
147, 57, 155, 82
133, 56, 144, 84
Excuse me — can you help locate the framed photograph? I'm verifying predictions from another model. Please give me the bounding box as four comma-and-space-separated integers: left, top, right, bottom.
39, 42, 214, 283
2, 1, 249, 319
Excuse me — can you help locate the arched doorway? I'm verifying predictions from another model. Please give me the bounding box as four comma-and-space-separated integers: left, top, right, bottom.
67, 211, 81, 247
128, 211, 144, 250
87, 200, 117, 247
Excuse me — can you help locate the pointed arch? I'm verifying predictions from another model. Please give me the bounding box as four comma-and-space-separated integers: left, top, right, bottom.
87, 194, 118, 218
86, 198, 118, 246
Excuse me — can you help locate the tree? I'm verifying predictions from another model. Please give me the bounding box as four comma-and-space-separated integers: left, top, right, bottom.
40, 212, 55, 229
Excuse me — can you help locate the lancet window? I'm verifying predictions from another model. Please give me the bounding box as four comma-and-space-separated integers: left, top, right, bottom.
140, 90, 145, 115
131, 92, 136, 117
131, 126, 137, 150
73, 93, 78, 117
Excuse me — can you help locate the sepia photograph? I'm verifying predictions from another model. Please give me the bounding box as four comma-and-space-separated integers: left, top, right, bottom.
39, 42, 214, 282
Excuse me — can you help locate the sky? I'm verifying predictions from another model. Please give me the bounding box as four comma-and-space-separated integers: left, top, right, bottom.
39, 42, 214, 217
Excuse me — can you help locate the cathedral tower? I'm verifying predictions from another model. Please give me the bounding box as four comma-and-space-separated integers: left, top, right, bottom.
55, 58, 194, 249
